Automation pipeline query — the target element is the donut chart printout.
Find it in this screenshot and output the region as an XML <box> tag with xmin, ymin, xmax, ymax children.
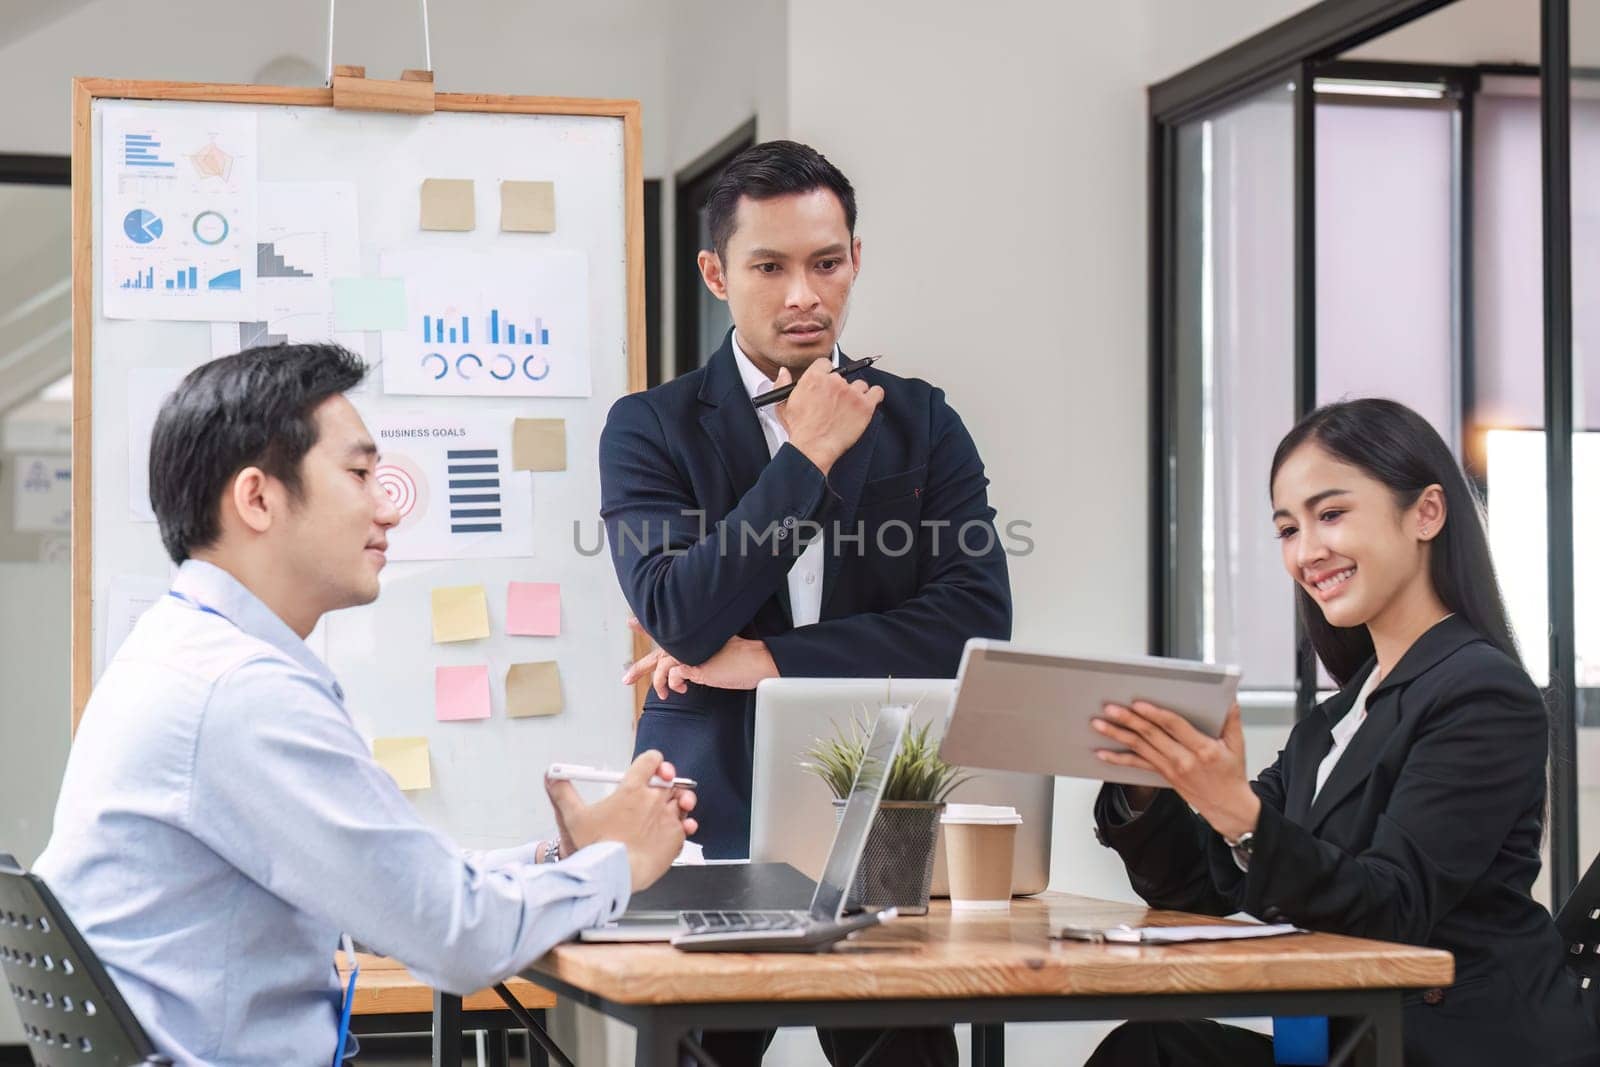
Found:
<box><xmin>101</xmin><ymin>102</ymin><xmax>258</xmax><ymax>321</ymax></box>
<box><xmin>361</xmin><ymin>410</ymin><xmax>534</xmax><ymax>562</ymax></box>
<box><xmin>378</xmin><ymin>248</ymin><xmax>592</xmax><ymax>398</ymax></box>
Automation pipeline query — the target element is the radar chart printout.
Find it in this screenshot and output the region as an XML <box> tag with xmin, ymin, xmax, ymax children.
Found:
<box><xmin>101</xmin><ymin>103</ymin><xmax>258</xmax><ymax>321</ymax></box>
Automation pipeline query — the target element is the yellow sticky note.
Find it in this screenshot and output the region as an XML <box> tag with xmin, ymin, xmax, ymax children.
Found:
<box><xmin>421</xmin><ymin>178</ymin><xmax>475</xmax><ymax>232</ymax></box>
<box><xmin>512</xmin><ymin>418</ymin><xmax>566</xmax><ymax>472</ymax></box>
<box><xmin>500</xmin><ymin>180</ymin><xmax>556</xmax><ymax>233</ymax></box>
<box><xmin>506</xmin><ymin>661</ymin><xmax>564</xmax><ymax>719</ymax></box>
<box><xmin>373</xmin><ymin>736</ymin><xmax>431</xmax><ymax>791</ymax></box>
<box><xmin>431</xmin><ymin>584</ymin><xmax>491</xmax><ymax>643</ymax></box>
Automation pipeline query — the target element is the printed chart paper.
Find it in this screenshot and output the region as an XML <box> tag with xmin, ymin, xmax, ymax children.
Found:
<box><xmin>102</xmin><ymin>104</ymin><xmax>257</xmax><ymax>321</ymax></box>
<box><xmin>378</xmin><ymin>249</ymin><xmax>591</xmax><ymax>398</ymax></box>
<box><xmin>366</xmin><ymin>411</ymin><xmax>533</xmax><ymax>561</ymax></box>
<box><xmin>209</xmin><ymin>181</ymin><xmax>364</xmax><ymax>357</ymax></box>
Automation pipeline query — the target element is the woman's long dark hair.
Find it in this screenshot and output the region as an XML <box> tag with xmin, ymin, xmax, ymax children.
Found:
<box><xmin>1269</xmin><ymin>398</ymin><xmax>1522</xmax><ymax>686</ymax></box>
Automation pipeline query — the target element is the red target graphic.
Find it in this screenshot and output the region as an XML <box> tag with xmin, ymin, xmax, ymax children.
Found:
<box><xmin>376</xmin><ymin>463</ymin><xmax>419</xmax><ymax>519</ymax></box>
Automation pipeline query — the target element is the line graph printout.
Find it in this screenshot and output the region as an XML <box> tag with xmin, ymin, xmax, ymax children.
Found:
<box><xmin>364</xmin><ymin>410</ymin><xmax>533</xmax><ymax>562</ymax></box>
<box><xmin>379</xmin><ymin>249</ymin><xmax>592</xmax><ymax>398</ymax></box>
<box><xmin>102</xmin><ymin>102</ymin><xmax>257</xmax><ymax>321</ymax></box>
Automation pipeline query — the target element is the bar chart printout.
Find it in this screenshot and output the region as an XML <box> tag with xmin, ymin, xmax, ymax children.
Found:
<box><xmin>101</xmin><ymin>102</ymin><xmax>258</xmax><ymax>321</ymax></box>
<box><xmin>380</xmin><ymin>249</ymin><xmax>592</xmax><ymax>398</ymax></box>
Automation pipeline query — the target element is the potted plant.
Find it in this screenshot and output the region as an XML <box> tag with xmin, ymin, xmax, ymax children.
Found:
<box><xmin>800</xmin><ymin>714</ymin><xmax>971</xmax><ymax>915</ymax></box>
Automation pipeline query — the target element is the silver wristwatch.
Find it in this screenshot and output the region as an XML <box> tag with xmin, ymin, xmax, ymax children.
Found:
<box><xmin>1227</xmin><ymin>830</ymin><xmax>1255</xmax><ymax>871</ymax></box>
<box><xmin>540</xmin><ymin>839</ymin><xmax>562</xmax><ymax>864</ymax></box>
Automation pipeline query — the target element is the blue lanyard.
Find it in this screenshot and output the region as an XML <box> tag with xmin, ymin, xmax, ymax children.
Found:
<box><xmin>332</xmin><ymin>964</ymin><xmax>359</xmax><ymax>1065</ymax></box>
<box><xmin>165</xmin><ymin>589</ymin><xmax>231</xmax><ymax>623</ymax></box>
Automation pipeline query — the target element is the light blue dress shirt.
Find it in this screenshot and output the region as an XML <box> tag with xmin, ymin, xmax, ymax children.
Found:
<box><xmin>34</xmin><ymin>560</ymin><xmax>631</xmax><ymax>1066</ymax></box>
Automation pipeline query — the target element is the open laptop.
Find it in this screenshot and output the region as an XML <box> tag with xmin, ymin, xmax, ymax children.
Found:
<box><xmin>751</xmin><ymin>679</ymin><xmax>1053</xmax><ymax>900</ymax></box>
<box><xmin>670</xmin><ymin>703</ymin><xmax>912</xmax><ymax>952</ymax></box>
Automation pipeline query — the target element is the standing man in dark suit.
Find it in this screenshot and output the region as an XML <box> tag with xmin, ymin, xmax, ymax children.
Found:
<box><xmin>598</xmin><ymin>141</ymin><xmax>1011</xmax><ymax>1063</ymax></box>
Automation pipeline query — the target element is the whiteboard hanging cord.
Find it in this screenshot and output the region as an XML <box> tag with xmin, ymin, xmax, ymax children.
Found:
<box><xmin>325</xmin><ymin>0</ymin><xmax>435</xmax><ymax>86</ymax></box>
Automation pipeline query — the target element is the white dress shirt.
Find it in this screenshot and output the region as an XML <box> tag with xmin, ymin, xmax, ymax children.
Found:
<box><xmin>34</xmin><ymin>560</ymin><xmax>630</xmax><ymax>1066</ymax></box>
<box><xmin>731</xmin><ymin>330</ymin><xmax>839</xmax><ymax>629</ymax></box>
<box><xmin>1313</xmin><ymin>664</ymin><xmax>1383</xmax><ymax>803</ymax></box>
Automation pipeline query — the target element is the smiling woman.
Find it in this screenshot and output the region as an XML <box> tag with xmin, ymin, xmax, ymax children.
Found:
<box><xmin>1088</xmin><ymin>397</ymin><xmax>1599</xmax><ymax>1067</ymax></box>
<box><xmin>1267</xmin><ymin>398</ymin><xmax>1519</xmax><ymax>687</ymax></box>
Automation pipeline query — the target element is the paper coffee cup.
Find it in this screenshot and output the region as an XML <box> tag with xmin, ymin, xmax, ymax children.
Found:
<box><xmin>941</xmin><ymin>804</ymin><xmax>1022</xmax><ymax>910</ymax></box>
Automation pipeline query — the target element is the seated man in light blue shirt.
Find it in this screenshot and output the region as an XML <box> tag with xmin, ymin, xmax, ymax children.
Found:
<box><xmin>33</xmin><ymin>343</ymin><xmax>696</xmax><ymax>1066</ymax></box>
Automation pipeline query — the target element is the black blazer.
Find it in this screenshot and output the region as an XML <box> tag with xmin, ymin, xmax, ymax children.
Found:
<box><xmin>599</xmin><ymin>332</ymin><xmax>1012</xmax><ymax>857</ymax></box>
<box><xmin>1095</xmin><ymin>615</ymin><xmax>1598</xmax><ymax>1067</ymax></box>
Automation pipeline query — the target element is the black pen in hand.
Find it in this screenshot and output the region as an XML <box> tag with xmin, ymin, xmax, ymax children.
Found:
<box><xmin>751</xmin><ymin>354</ymin><xmax>881</xmax><ymax>409</ymax></box>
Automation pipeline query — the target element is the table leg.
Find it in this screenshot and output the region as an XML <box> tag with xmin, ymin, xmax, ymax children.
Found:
<box><xmin>1364</xmin><ymin>994</ymin><xmax>1403</xmax><ymax>1067</ymax></box>
<box><xmin>432</xmin><ymin>991</ymin><xmax>463</xmax><ymax>1067</ymax></box>
<box><xmin>484</xmin><ymin>1027</ymin><xmax>510</xmax><ymax>1067</ymax></box>
<box><xmin>971</xmin><ymin>1022</ymin><xmax>1005</xmax><ymax>1067</ymax></box>
<box><xmin>633</xmin><ymin>1012</ymin><xmax>687</xmax><ymax>1067</ymax></box>
<box><xmin>528</xmin><ymin>1010</ymin><xmax>550</xmax><ymax>1067</ymax></box>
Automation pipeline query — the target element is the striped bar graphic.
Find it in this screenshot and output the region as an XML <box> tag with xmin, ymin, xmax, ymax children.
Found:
<box><xmin>447</xmin><ymin>448</ymin><xmax>504</xmax><ymax>534</ymax></box>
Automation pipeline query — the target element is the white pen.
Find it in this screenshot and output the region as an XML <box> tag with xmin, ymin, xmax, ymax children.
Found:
<box><xmin>546</xmin><ymin>762</ymin><xmax>697</xmax><ymax>790</ymax></box>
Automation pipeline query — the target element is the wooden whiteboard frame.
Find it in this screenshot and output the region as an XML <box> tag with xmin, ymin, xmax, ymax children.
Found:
<box><xmin>69</xmin><ymin>77</ymin><xmax>648</xmax><ymax>730</ymax></box>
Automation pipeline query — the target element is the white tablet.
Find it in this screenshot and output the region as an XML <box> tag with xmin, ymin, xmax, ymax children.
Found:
<box><xmin>938</xmin><ymin>640</ymin><xmax>1241</xmax><ymax>788</ymax></box>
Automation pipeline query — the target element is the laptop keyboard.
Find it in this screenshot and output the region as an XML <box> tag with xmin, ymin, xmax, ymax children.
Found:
<box><xmin>680</xmin><ymin>909</ymin><xmax>810</xmax><ymax>934</ymax></box>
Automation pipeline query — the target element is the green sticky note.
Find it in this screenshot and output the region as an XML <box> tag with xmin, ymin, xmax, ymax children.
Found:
<box><xmin>333</xmin><ymin>277</ymin><xmax>407</xmax><ymax>331</ymax></box>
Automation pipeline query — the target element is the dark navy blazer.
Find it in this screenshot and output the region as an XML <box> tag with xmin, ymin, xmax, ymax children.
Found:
<box><xmin>598</xmin><ymin>333</ymin><xmax>1013</xmax><ymax>857</ymax></box>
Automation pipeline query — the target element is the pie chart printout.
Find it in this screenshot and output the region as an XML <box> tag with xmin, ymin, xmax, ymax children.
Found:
<box><xmin>123</xmin><ymin>209</ymin><xmax>163</xmax><ymax>244</ymax></box>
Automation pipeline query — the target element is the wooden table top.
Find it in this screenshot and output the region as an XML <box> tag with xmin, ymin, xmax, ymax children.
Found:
<box><xmin>525</xmin><ymin>892</ymin><xmax>1455</xmax><ymax>1006</ymax></box>
<box><xmin>339</xmin><ymin>952</ymin><xmax>556</xmax><ymax>1015</ymax></box>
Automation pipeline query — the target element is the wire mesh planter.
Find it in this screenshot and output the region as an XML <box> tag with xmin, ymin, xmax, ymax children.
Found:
<box><xmin>833</xmin><ymin>799</ymin><xmax>945</xmax><ymax>915</ymax></box>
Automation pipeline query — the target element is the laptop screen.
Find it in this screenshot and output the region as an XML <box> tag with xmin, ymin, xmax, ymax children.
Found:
<box><xmin>809</xmin><ymin>703</ymin><xmax>911</xmax><ymax>921</ymax></box>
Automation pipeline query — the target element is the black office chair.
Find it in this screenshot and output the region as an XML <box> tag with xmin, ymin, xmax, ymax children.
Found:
<box><xmin>0</xmin><ymin>854</ymin><xmax>171</xmax><ymax>1065</ymax></box>
<box><xmin>1555</xmin><ymin>850</ymin><xmax>1600</xmax><ymax>1023</ymax></box>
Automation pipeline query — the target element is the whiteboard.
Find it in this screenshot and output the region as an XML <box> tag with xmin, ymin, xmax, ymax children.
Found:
<box><xmin>80</xmin><ymin>86</ymin><xmax>641</xmax><ymax>850</ymax></box>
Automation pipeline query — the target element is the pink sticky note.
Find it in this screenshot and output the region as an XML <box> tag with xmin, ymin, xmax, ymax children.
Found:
<box><xmin>507</xmin><ymin>582</ymin><xmax>561</xmax><ymax>637</ymax></box>
<box><xmin>435</xmin><ymin>665</ymin><xmax>491</xmax><ymax>721</ymax></box>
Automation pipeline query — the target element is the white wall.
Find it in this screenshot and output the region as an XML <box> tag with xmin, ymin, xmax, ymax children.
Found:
<box><xmin>657</xmin><ymin>0</ymin><xmax>790</xmax><ymax>378</ymax></box>
<box><xmin>1145</xmin><ymin>0</ymin><xmax>1320</xmax><ymax>84</ymax></box>
<box><xmin>665</xmin><ymin>0</ymin><xmax>788</xmax><ymax>171</ymax></box>
<box><xmin>0</xmin><ymin>0</ymin><xmax>672</xmax><ymax>175</ymax></box>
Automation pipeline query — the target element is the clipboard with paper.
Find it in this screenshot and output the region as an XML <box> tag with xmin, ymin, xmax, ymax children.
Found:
<box><xmin>1053</xmin><ymin>922</ymin><xmax>1304</xmax><ymax>944</ymax></box>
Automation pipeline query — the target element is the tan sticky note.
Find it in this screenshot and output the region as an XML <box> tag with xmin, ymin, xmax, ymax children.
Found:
<box><xmin>420</xmin><ymin>178</ymin><xmax>475</xmax><ymax>231</ymax></box>
<box><xmin>500</xmin><ymin>180</ymin><xmax>556</xmax><ymax>233</ymax></box>
<box><xmin>373</xmin><ymin>736</ymin><xmax>431</xmax><ymax>791</ymax></box>
<box><xmin>506</xmin><ymin>661</ymin><xmax>564</xmax><ymax>719</ymax></box>
<box><xmin>431</xmin><ymin>584</ymin><xmax>491</xmax><ymax>643</ymax></box>
<box><xmin>512</xmin><ymin>418</ymin><xmax>566</xmax><ymax>472</ymax></box>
